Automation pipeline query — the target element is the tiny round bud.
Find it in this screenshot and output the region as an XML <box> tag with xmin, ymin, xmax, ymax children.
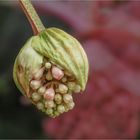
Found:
<box><xmin>67</xmin><ymin>82</ymin><xmax>76</xmax><ymax>91</ymax></box>
<box><xmin>44</xmin><ymin>88</ymin><xmax>55</xmax><ymax>100</ymax></box>
<box><xmin>45</xmin><ymin>62</ymin><xmax>52</xmax><ymax>69</ymax></box>
<box><xmin>63</xmin><ymin>94</ymin><xmax>73</xmax><ymax>104</ymax></box>
<box><xmin>32</xmin><ymin>92</ymin><xmax>41</xmax><ymax>102</ymax></box>
<box><xmin>30</xmin><ymin>80</ymin><xmax>41</xmax><ymax>90</ymax></box>
<box><xmin>46</xmin><ymin>108</ymin><xmax>53</xmax><ymax>115</ymax></box>
<box><xmin>67</xmin><ymin>102</ymin><xmax>75</xmax><ymax>110</ymax></box>
<box><xmin>74</xmin><ymin>85</ymin><xmax>81</xmax><ymax>93</ymax></box>
<box><xmin>46</xmin><ymin>71</ymin><xmax>53</xmax><ymax>81</ymax></box>
<box><xmin>46</xmin><ymin>100</ymin><xmax>55</xmax><ymax>108</ymax></box>
<box><xmin>37</xmin><ymin>102</ymin><xmax>44</xmax><ymax>110</ymax></box>
<box><xmin>58</xmin><ymin>84</ymin><xmax>68</xmax><ymax>94</ymax></box>
<box><xmin>57</xmin><ymin>105</ymin><xmax>65</xmax><ymax>113</ymax></box>
<box><xmin>54</xmin><ymin>94</ymin><xmax>62</xmax><ymax>104</ymax></box>
<box><xmin>52</xmin><ymin>66</ymin><xmax>64</xmax><ymax>80</ymax></box>
<box><xmin>38</xmin><ymin>86</ymin><xmax>46</xmax><ymax>95</ymax></box>
<box><xmin>34</xmin><ymin>67</ymin><xmax>44</xmax><ymax>80</ymax></box>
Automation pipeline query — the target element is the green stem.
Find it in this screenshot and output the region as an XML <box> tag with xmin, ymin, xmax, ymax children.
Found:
<box><xmin>19</xmin><ymin>0</ymin><xmax>45</xmax><ymax>35</ymax></box>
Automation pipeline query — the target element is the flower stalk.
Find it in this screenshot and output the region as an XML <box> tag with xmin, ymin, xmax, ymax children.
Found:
<box><xmin>19</xmin><ymin>0</ymin><xmax>45</xmax><ymax>35</ymax></box>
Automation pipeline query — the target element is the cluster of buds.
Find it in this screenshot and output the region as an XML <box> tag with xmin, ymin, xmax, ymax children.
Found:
<box><xmin>13</xmin><ymin>28</ymin><xmax>89</xmax><ymax>117</ymax></box>
<box><xmin>30</xmin><ymin>61</ymin><xmax>80</xmax><ymax>117</ymax></box>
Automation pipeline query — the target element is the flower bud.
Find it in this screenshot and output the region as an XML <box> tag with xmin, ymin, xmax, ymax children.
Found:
<box><xmin>58</xmin><ymin>84</ymin><xmax>68</xmax><ymax>94</ymax></box>
<box><xmin>13</xmin><ymin>27</ymin><xmax>89</xmax><ymax>117</ymax></box>
<box><xmin>74</xmin><ymin>84</ymin><xmax>81</xmax><ymax>93</ymax></box>
<box><xmin>45</xmin><ymin>62</ymin><xmax>51</xmax><ymax>69</ymax></box>
<box><xmin>67</xmin><ymin>82</ymin><xmax>76</xmax><ymax>91</ymax></box>
<box><xmin>54</xmin><ymin>93</ymin><xmax>62</xmax><ymax>104</ymax></box>
<box><xmin>63</xmin><ymin>94</ymin><xmax>73</xmax><ymax>104</ymax></box>
<box><xmin>46</xmin><ymin>71</ymin><xmax>53</xmax><ymax>81</ymax></box>
<box><xmin>37</xmin><ymin>102</ymin><xmax>44</xmax><ymax>110</ymax></box>
<box><xmin>46</xmin><ymin>108</ymin><xmax>53</xmax><ymax>115</ymax></box>
<box><xmin>38</xmin><ymin>86</ymin><xmax>46</xmax><ymax>95</ymax></box>
<box><xmin>67</xmin><ymin>102</ymin><xmax>75</xmax><ymax>110</ymax></box>
<box><xmin>45</xmin><ymin>100</ymin><xmax>55</xmax><ymax>108</ymax></box>
<box><xmin>30</xmin><ymin>80</ymin><xmax>41</xmax><ymax>90</ymax></box>
<box><xmin>43</xmin><ymin>88</ymin><xmax>55</xmax><ymax>100</ymax></box>
<box><xmin>34</xmin><ymin>67</ymin><xmax>44</xmax><ymax>80</ymax></box>
<box><xmin>57</xmin><ymin>105</ymin><xmax>65</xmax><ymax>114</ymax></box>
<box><xmin>32</xmin><ymin>92</ymin><xmax>41</xmax><ymax>102</ymax></box>
<box><xmin>52</xmin><ymin>66</ymin><xmax>64</xmax><ymax>80</ymax></box>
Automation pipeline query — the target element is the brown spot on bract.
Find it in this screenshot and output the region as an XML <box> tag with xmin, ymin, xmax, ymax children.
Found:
<box><xmin>18</xmin><ymin>65</ymin><xmax>23</xmax><ymax>73</ymax></box>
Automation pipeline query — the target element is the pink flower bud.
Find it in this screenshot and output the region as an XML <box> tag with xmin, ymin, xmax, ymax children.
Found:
<box><xmin>44</xmin><ymin>88</ymin><xmax>55</xmax><ymax>100</ymax></box>
<box><xmin>52</xmin><ymin>66</ymin><xmax>64</xmax><ymax>80</ymax></box>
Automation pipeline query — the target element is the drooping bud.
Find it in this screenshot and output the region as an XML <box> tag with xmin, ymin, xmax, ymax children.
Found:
<box><xmin>52</xmin><ymin>66</ymin><xmax>64</xmax><ymax>80</ymax></box>
<box><xmin>13</xmin><ymin>27</ymin><xmax>89</xmax><ymax>118</ymax></box>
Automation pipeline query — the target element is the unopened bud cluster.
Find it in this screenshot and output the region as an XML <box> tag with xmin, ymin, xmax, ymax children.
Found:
<box><xmin>29</xmin><ymin>60</ymin><xmax>80</xmax><ymax>117</ymax></box>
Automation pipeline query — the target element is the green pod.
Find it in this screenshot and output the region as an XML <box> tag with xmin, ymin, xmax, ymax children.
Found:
<box><xmin>13</xmin><ymin>27</ymin><xmax>89</xmax><ymax>97</ymax></box>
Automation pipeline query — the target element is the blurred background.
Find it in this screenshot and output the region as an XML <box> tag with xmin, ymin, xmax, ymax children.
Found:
<box><xmin>0</xmin><ymin>0</ymin><xmax>140</xmax><ymax>139</ymax></box>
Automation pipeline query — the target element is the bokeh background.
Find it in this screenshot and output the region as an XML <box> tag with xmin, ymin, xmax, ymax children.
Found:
<box><xmin>0</xmin><ymin>0</ymin><xmax>140</xmax><ymax>139</ymax></box>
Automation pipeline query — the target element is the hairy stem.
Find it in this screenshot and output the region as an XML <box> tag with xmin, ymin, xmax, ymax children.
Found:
<box><xmin>19</xmin><ymin>0</ymin><xmax>45</xmax><ymax>35</ymax></box>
